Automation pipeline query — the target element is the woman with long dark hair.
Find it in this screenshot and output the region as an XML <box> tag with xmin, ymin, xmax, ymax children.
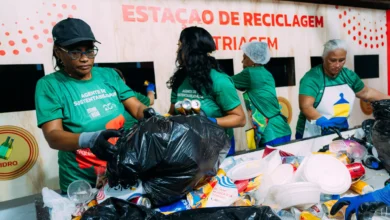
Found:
<box><xmin>168</xmin><ymin>26</ymin><xmax>246</xmax><ymax>155</ymax></box>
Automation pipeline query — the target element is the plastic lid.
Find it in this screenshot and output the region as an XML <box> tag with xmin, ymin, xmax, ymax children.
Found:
<box><xmin>372</xmin><ymin>161</ymin><xmax>379</xmax><ymax>169</ymax></box>
<box><xmin>303</xmin><ymin>154</ymin><xmax>351</xmax><ymax>194</ymax></box>
<box><xmin>227</xmin><ymin>160</ymin><xmax>263</xmax><ymax>181</ymax></box>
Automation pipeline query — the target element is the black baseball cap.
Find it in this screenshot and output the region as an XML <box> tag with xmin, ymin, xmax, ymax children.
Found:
<box><xmin>52</xmin><ymin>18</ymin><xmax>100</xmax><ymax>47</ymax></box>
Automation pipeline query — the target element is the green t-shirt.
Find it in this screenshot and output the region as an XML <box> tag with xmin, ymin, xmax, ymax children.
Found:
<box><xmin>35</xmin><ymin>67</ymin><xmax>135</xmax><ymax>192</ymax></box>
<box><xmin>232</xmin><ymin>66</ymin><xmax>291</xmax><ymax>143</ymax></box>
<box><xmin>296</xmin><ymin>65</ymin><xmax>365</xmax><ymax>135</ymax></box>
<box><xmin>123</xmin><ymin>92</ymin><xmax>150</xmax><ymax>129</ymax></box>
<box><xmin>170</xmin><ymin>69</ymin><xmax>241</xmax><ymax>138</ymax></box>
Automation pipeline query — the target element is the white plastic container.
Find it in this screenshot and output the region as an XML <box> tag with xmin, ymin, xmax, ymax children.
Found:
<box><xmin>270</xmin><ymin>164</ymin><xmax>294</xmax><ymax>185</ymax></box>
<box><xmin>271</xmin><ymin>182</ymin><xmax>321</xmax><ymax>210</ymax></box>
<box><xmin>227</xmin><ymin>159</ymin><xmax>263</xmax><ymax>181</ymax></box>
<box><xmin>303</xmin><ymin>154</ymin><xmax>351</xmax><ymax>194</ymax></box>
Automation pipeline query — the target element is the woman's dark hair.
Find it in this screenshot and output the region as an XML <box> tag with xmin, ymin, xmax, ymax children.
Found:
<box><xmin>166</xmin><ymin>26</ymin><xmax>222</xmax><ymax>95</ymax></box>
<box><xmin>53</xmin><ymin>44</ymin><xmax>64</xmax><ymax>71</ymax></box>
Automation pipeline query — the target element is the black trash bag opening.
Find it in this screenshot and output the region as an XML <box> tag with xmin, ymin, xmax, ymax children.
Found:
<box><xmin>81</xmin><ymin>197</ymin><xmax>165</xmax><ymax>220</ymax></box>
<box><xmin>106</xmin><ymin>114</ymin><xmax>231</xmax><ymax>206</ymax></box>
<box><xmin>167</xmin><ymin>206</ymin><xmax>281</xmax><ymax>220</ymax></box>
<box><xmin>357</xmin><ymin>202</ymin><xmax>388</xmax><ymax>220</ymax></box>
<box><xmin>81</xmin><ymin>198</ymin><xmax>281</xmax><ymax>220</ymax></box>
<box><xmin>372</xmin><ymin>100</ymin><xmax>390</xmax><ymax>120</ymax></box>
<box><xmin>362</xmin><ymin>119</ymin><xmax>375</xmax><ymax>144</ymax></box>
<box><xmin>371</xmin><ymin>119</ymin><xmax>390</xmax><ymax>173</ymax></box>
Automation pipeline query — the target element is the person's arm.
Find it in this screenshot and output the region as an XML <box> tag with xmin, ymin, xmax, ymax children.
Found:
<box><xmin>147</xmin><ymin>91</ymin><xmax>155</xmax><ymax>105</ymax></box>
<box><xmin>356</xmin><ymin>86</ymin><xmax>390</xmax><ymax>101</ymax></box>
<box><xmin>299</xmin><ymin>95</ymin><xmax>322</xmax><ymax>121</ymax></box>
<box><xmin>35</xmin><ymin>79</ymin><xmax>80</xmax><ymax>151</ymax></box>
<box><xmin>214</xmin><ymin>105</ymin><xmax>246</xmax><ymax>128</ymax></box>
<box><xmin>122</xmin><ymin>97</ymin><xmax>147</xmax><ymax>120</ymax></box>
<box><xmin>345</xmin><ymin>68</ymin><xmax>390</xmax><ymax>102</ymax></box>
<box><xmin>331</xmin><ymin>185</ymin><xmax>390</xmax><ymax>219</ymax></box>
<box><xmin>213</xmin><ymin>75</ymin><xmax>246</xmax><ymax>128</ymax></box>
<box><xmin>231</xmin><ymin>68</ymin><xmax>251</xmax><ymax>90</ymax></box>
<box><xmin>168</xmin><ymin>104</ymin><xmax>176</xmax><ymax>115</ymax></box>
<box><xmin>41</xmin><ymin>119</ymin><xmax>81</xmax><ymax>151</ymax></box>
<box><xmin>146</xmin><ymin>83</ymin><xmax>156</xmax><ymax>105</ymax></box>
<box><xmin>168</xmin><ymin>90</ymin><xmax>178</xmax><ymax>115</ymax></box>
<box><xmin>41</xmin><ymin>119</ymin><xmax>121</xmax><ymax>160</ymax></box>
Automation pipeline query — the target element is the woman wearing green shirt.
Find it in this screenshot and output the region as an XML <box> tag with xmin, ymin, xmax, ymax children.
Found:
<box><xmin>167</xmin><ymin>26</ymin><xmax>246</xmax><ymax>155</ymax></box>
<box><xmin>232</xmin><ymin>42</ymin><xmax>291</xmax><ymax>148</ymax></box>
<box><xmin>35</xmin><ymin>18</ymin><xmax>147</xmax><ymax>193</ymax></box>
<box><xmin>296</xmin><ymin>39</ymin><xmax>389</xmax><ymax>139</ymax></box>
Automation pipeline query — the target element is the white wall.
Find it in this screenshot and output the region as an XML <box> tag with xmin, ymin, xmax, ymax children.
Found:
<box><xmin>0</xmin><ymin>0</ymin><xmax>386</xmax><ymax>201</ymax></box>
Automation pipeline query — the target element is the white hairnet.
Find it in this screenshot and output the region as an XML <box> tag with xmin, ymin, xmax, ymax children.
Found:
<box><xmin>241</xmin><ymin>42</ymin><xmax>270</xmax><ymax>65</ymax></box>
<box><xmin>322</xmin><ymin>39</ymin><xmax>348</xmax><ymax>58</ymax></box>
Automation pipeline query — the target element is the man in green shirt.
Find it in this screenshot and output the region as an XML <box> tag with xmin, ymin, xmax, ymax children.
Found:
<box><xmin>113</xmin><ymin>68</ymin><xmax>155</xmax><ymax>129</ymax></box>
<box><xmin>297</xmin><ymin>39</ymin><xmax>389</xmax><ymax>139</ymax></box>
<box><xmin>35</xmin><ymin>18</ymin><xmax>147</xmax><ymax>193</ymax></box>
<box><xmin>232</xmin><ymin>42</ymin><xmax>291</xmax><ymax>148</ymax></box>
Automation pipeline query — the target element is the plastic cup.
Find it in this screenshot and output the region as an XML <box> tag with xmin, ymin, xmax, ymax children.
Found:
<box><xmin>67</xmin><ymin>180</ymin><xmax>93</xmax><ymax>204</ymax></box>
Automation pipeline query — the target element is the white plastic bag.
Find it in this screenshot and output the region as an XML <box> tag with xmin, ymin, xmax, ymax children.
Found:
<box><xmin>42</xmin><ymin>187</ymin><xmax>75</xmax><ymax>220</ymax></box>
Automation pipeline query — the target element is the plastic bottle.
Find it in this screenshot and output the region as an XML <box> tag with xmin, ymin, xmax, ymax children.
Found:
<box><xmin>322</xmin><ymin>200</ymin><xmax>345</xmax><ymax>219</ymax></box>
<box><xmin>277</xmin><ymin>210</ymin><xmax>295</xmax><ymax>220</ymax></box>
<box><xmin>320</xmin><ymin>194</ymin><xmax>340</xmax><ymax>202</ymax></box>
<box><xmin>350</xmin><ymin>180</ymin><xmax>374</xmax><ymax>195</ymax></box>
<box><xmin>307</xmin><ymin>203</ymin><xmax>325</xmax><ymax>218</ymax></box>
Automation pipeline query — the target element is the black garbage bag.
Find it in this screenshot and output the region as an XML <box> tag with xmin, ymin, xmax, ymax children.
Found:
<box><xmin>81</xmin><ymin>197</ymin><xmax>165</xmax><ymax>220</ymax></box>
<box><xmin>371</xmin><ymin>100</ymin><xmax>390</xmax><ymax>173</ymax></box>
<box><xmin>167</xmin><ymin>206</ymin><xmax>281</xmax><ymax>220</ymax></box>
<box><xmin>372</xmin><ymin>99</ymin><xmax>390</xmax><ymax>120</ymax></box>
<box><xmin>362</xmin><ymin>119</ymin><xmax>375</xmax><ymax>144</ymax></box>
<box><xmin>371</xmin><ymin>119</ymin><xmax>390</xmax><ymax>172</ymax></box>
<box><xmin>82</xmin><ymin>198</ymin><xmax>281</xmax><ymax>220</ymax></box>
<box><xmin>107</xmin><ymin>114</ymin><xmax>231</xmax><ymax>206</ymax></box>
<box><xmin>357</xmin><ymin>202</ymin><xmax>389</xmax><ymax>220</ymax></box>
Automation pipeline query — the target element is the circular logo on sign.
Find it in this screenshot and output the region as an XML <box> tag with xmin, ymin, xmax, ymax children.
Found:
<box><xmin>360</xmin><ymin>99</ymin><xmax>373</xmax><ymax>115</ymax></box>
<box><xmin>278</xmin><ymin>96</ymin><xmax>292</xmax><ymax>124</ymax></box>
<box><xmin>0</xmin><ymin>126</ymin><xmax>39</xmax><ymax>180</ymax></box>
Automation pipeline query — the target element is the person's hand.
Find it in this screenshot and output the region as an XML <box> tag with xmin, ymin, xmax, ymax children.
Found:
<box><xmin>331</xmin><ymin>194</ymin><xmax>376</xmax><ymax>219</ymax></box>
<box><xmin>146</xmin><ymin>83</ymin><xmax>155</xmax><ymax>93</ymax></box>
<box><xmin>208</xmin><ymin>117</ymin><xmax>217</xmax><ymax>124</ymax></box>
<box><xmin>79</xmin><ymin>129</ymin><xmax>121</xmax><ymax>161</ymax></box>
<box><xmin>329</xmin><ymin>117</ymin><xmax>347</xmax><ymax>126</ymax></box>
<box><xmin>315</xmin><ymin>116</ymin><xmax>335</xmax><ymax>129</ymax></box>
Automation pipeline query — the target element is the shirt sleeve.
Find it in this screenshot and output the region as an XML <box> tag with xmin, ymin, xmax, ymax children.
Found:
<box><xmin>171</xmin><ymin>90</ymin><xmax>178</xmax><ymax>104</ymax></box>
<box><xmin>213</xmin><ymin>75</ymin><xmax>241</xmax><ymax>112</ymax></box>
<box><xmin>135</xmin><ymin>92</ymin><xmax>150</xmax><ymax>106</ymax></box>
<box><xmin>35</xmin><ymin>78</ymin><xmax>64</xmax><ymax>128</ymax></box>
<box><xmin>346</xmin><ymin>68</ymin><xmax>365</xmax><ymax>93</ymax></box>
<box><xmin>109</xmin><ymin>68</ymin><xmax>135</xmax><ymax>101</ymax></box>
<box><xmin>299</xmin><ymin>71</ymin><xmax>321</xmax><ymax>98</ymax></box>
<box><xmin>231</xmin><ymin>68</ymin><xmax>251</xmax><ymax>89</ymax></box>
